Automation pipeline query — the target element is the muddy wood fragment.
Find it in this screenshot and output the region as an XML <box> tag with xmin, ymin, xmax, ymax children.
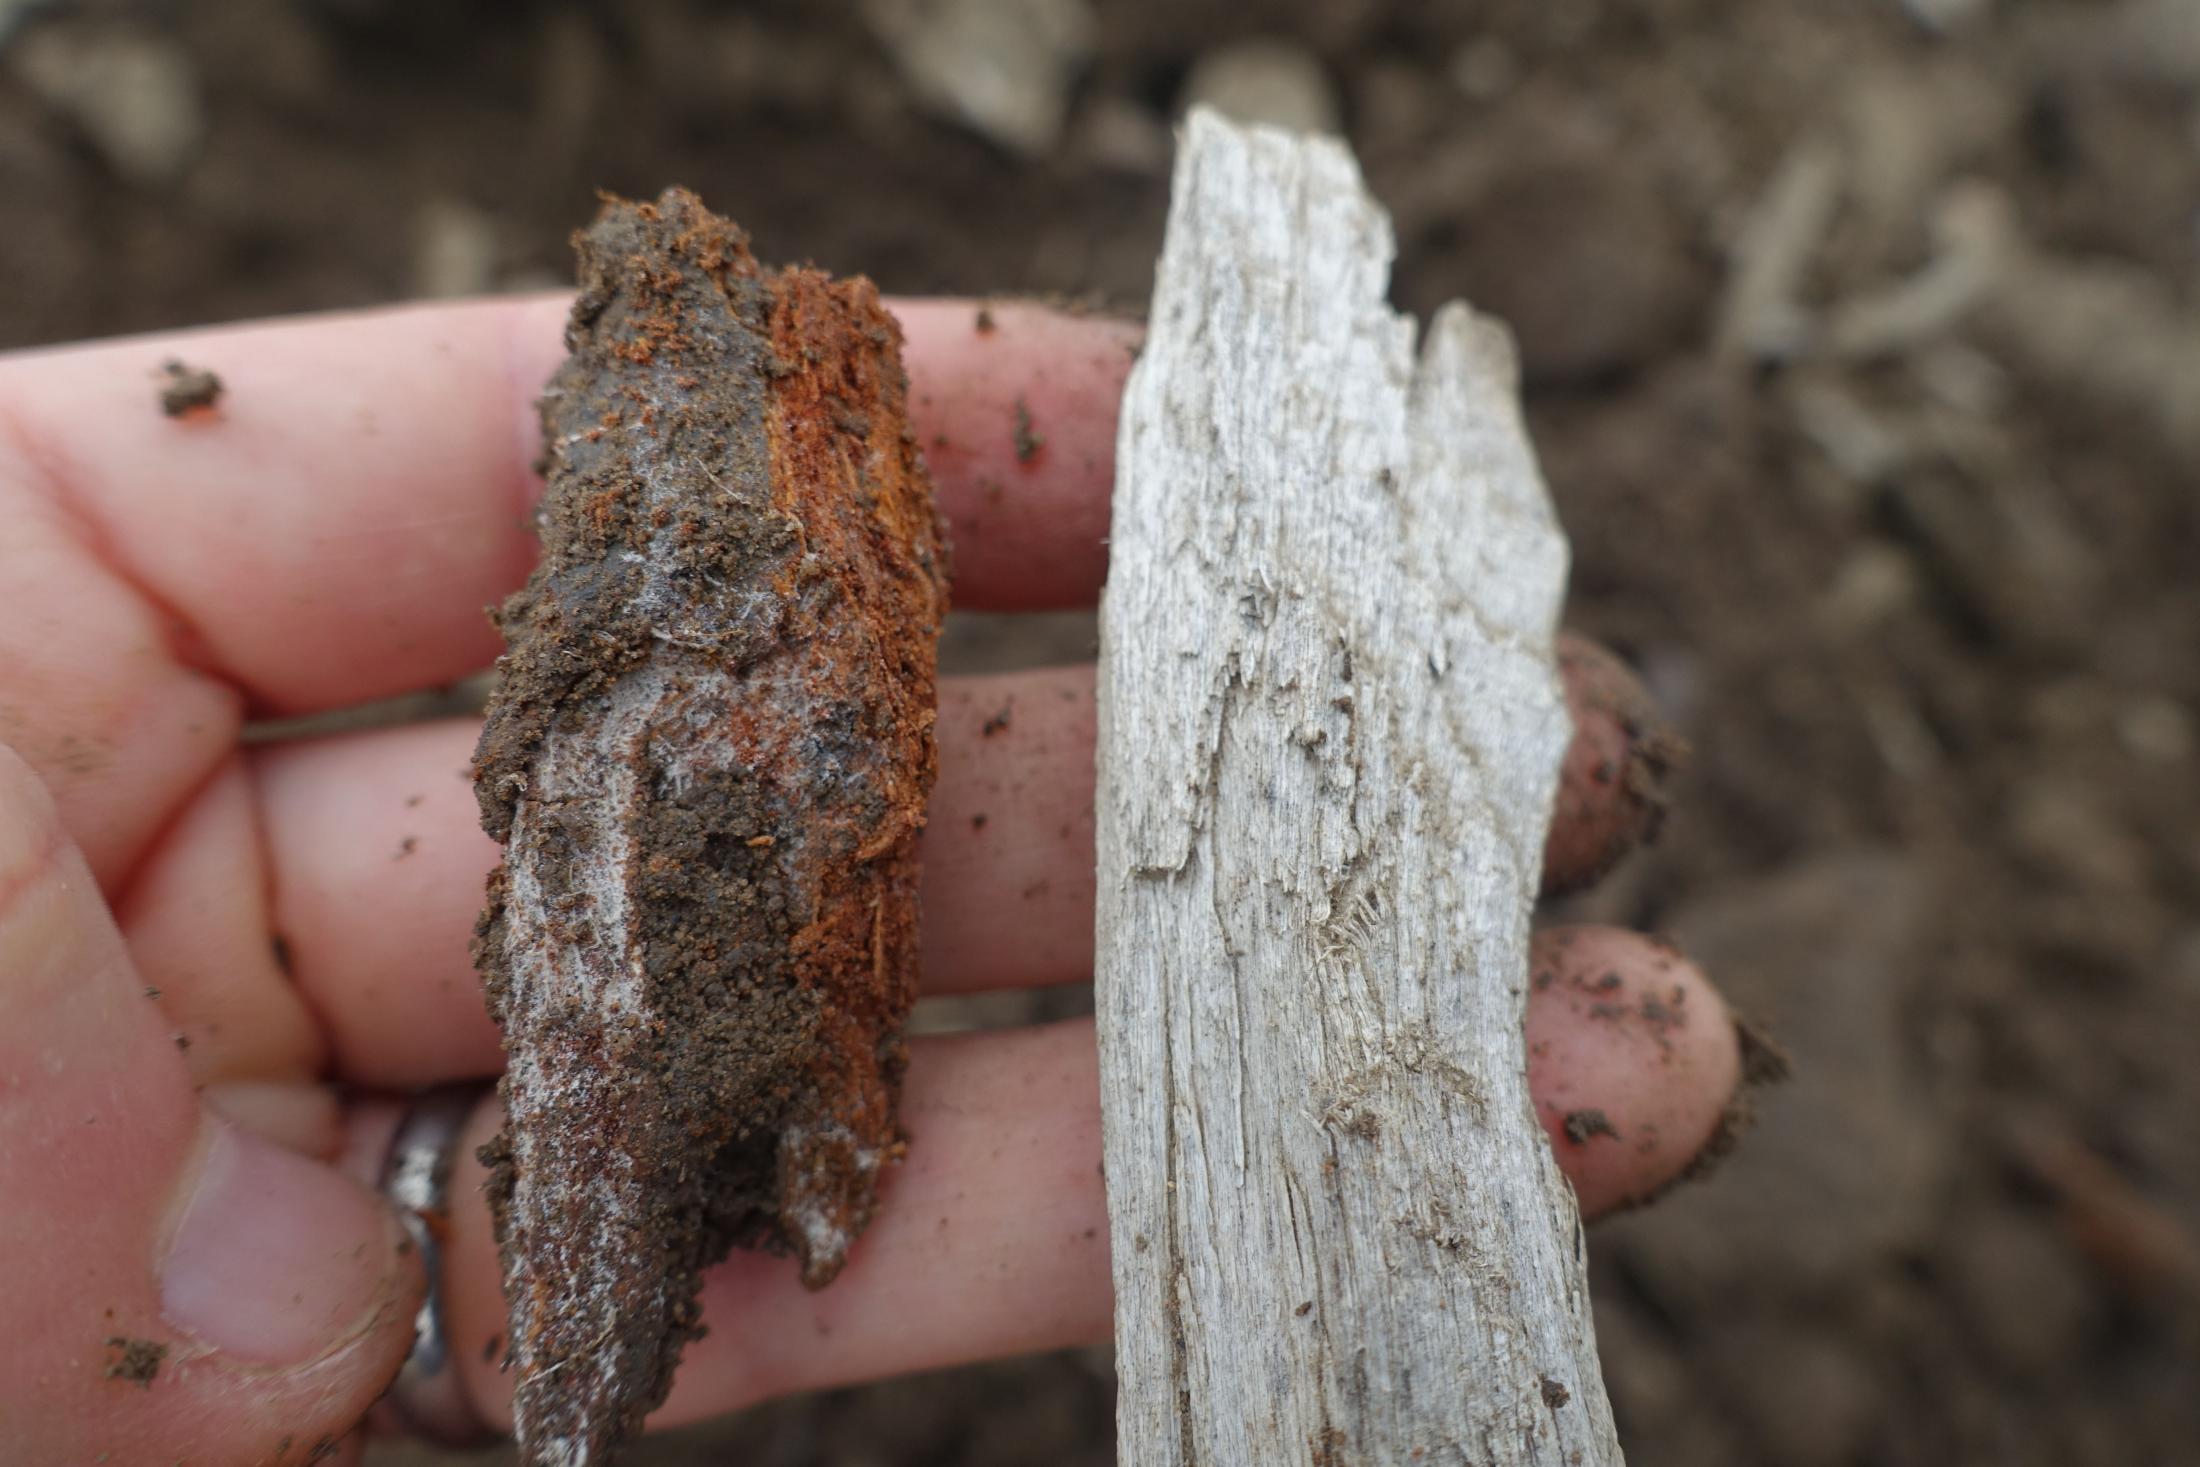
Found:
<box><xmin>472</xmin><ymin>188</ymin><xmax>947</xmax><ymax>1466</ymax></box>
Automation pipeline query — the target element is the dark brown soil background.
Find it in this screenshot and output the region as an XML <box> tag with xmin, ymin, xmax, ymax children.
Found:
<box><xmin>4</xmin><ymin>2</ymin><xmax>2195</xmax><ymax>1464</ymax></box>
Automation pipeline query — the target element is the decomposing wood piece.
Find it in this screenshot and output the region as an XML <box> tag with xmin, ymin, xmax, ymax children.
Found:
<box><xmin>1095</xmin><ymin>110</ymin><xmax>1622</xmax><ymax>1467</ymax></box>
<box><xmin>473</xmin><ymin>188</ymin><xmax>948</xmax><ymax>1466</ymax></box>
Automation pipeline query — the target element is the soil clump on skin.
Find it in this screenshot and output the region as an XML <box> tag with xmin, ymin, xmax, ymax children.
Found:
<box><xmin>156</xmin><ymin>358</ymin><xmax>221</xmax><ymax>416</ymax></box>
<box><xmin>102</xmin><ymin>1336</ymin><xmax>164</xmax><ymax>1388</ymax></box>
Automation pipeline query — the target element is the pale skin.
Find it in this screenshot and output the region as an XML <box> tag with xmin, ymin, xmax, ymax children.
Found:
<box><xmin>0</xmin><ymin>299</ymin><xmax>1743</xmax><ymax>1464</ymax></box>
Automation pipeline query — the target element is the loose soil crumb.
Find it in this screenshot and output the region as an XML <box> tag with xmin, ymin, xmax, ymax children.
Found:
<box><xmin>1012</xmin><ymin>394</ymin><xmax>1043</xmax><ymax>461</ymax></box>
<box><xmin>1563</xmin><ymin>1108</ymin><xmax>1621</xmax><ymax>1145</ymax></box>
<box><xmin>156</xmin><ymin>358</ymin><xmax>222</xmax><ymax>417</ymax></box>
<box><xmin>1734</xmin><ymin>1012</ymin><xmax>1794</xmax><ymax>1088</ymax></box>
<box><xmin>102</xmin><ymin>1336</ymin><xmax>164</xmax><ymax>1387</ymax></box>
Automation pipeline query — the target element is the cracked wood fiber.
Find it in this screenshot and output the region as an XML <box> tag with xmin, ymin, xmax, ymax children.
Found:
<box><xmin>473</xmin><ymin>189</ymin><xmax>947</xmax><ymax>1466</ymax></box>
<box><xmin>1095</xmin><ymin>112</ymin><xmax>1622</xmax><ymax>1467</ymax></box>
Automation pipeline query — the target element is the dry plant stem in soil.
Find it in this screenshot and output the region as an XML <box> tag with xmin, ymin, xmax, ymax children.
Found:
<box><xmin>472</xmin><ymin>189</ymin><xmax>948</xmax><ymax>1466</ymax></box>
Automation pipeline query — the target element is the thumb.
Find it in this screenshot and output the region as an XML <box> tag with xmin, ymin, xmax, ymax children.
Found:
<box><xmin>0</xmin><ymin>746</ymin><xmax>420</xmax><ymax>1463</ymax></box>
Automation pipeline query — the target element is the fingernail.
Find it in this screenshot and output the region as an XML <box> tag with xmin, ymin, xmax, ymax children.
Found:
<box><xmin>160</xmin><ymin>1117</ymin><xmax>409</xmax><ymax>1363</ymax></box>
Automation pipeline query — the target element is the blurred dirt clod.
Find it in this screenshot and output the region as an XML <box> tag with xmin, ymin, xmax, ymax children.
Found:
<box><xmin>1883</xmin><ymin>467</ymin><xmax>2099</xmax><ymax>655</ymax></box>
<box><xmin>1703</xmin><ymin>1320</ymin><xmax>1878</xmax><ymax>1467</ymax></box>
<box><xmin>1959</xmin><ymin>200</ymin><xmax>2200</xmax><ymax>464</ymax></box>
<box><xmin>1715</xmin><ymin>137</ymin><xmax>1842</xmax><ymax>363</ymax></box>
<box><xmin>1899</xmin><ymin>0</ymin><xmax>1992</xmax><ymax>35</ymax></box>
<box><xmin>1073</xmin><ymin>94</ymin><xmax>1171</xmax><ymax>174</ymax></box>
<box><xmin>1448</xmin><ymin>39</ymin><xmax>1521</xmax><ymax>102</ymax></box>
<box><xmin>2108</xmin><ymin>0</ymin><xmax>2200</xmax><ymax>84</ymax></box>
<box><xmin>1999</xmin><ymin>1110</ymin><xmax>2200</xmax><ymax>1310</ymax></box>
<box><xmin>9</xmin><ymin>21</ymin><xmax>202</xmax><ymax>184</ymax></box>
<box><xmin>1939</xmin><ymin>1207</ymin><xmax>2099</xmax><ymax>1378</ymax></box>
<box><xmin>1604</xmin><ymin>852</ymin><xmax>1944</xmax><ymax>1299</ymax></box>
<box><xmin>411</xmin><ymin>198</ymin><xmax>498</xmax><ymax>300</ymax></box>
<box><xmin>1442</xmin><ymin>160</ymin><xmax>1701</xmax><ymax>384</ymax></box>
<box><xmin>1179</xmin><ymin>37</ymin><xmax>1341</xmax><ymax>135</ymax></box>
<box><xmin>862</xmin><ymin>0</ymin><xmax>1095</xmax><ymax>156</ymax></box>
<box><xmin>1823</xmin><ymin>183</ymin><xmax>2007</xmax><ymax>359</ymax></box>
<box><xmin>0</xmin><ymin>0</ymin><xmax>53</xmax><ymax>48</ymax></box>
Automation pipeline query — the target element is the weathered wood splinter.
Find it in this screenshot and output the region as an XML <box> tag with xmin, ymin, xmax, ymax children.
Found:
<box><xmin>1095</xmin><ymin>111</ymin><xmax>1624</xmax><ymax>1466</ymax></box>
<box><xmin>473</xmin><ymin>188</ymin><xmax>947</xmax><ymax>1467</ymax></box>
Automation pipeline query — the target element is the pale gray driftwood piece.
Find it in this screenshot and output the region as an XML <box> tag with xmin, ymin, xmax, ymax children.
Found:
<box><xmin>1095</xmin><ymin>109</ymin><xmax>1621</xmax><ymax>1467</ymax></box>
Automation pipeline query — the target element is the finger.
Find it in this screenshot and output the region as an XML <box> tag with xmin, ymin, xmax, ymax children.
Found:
<box><xmin>0</xmin><ymin>299</ymin><xmax>1133</xmax><ymax>885</ymax></box>
<box><xmin>0</xmin><ymin>474</ymin><xmax>240</xmax><ymax>883</ymax></box>
<box><xmin>242</xmin><ymin>647</ymin><xmax>1655</xmax><ymax>1087</ymax></box>
<box><xmin>249</xmin><ymin>667</ymin><xmax>1099</xmax><ymax>1086</ymax></box>
<box><xmin>114</xmin><ymin>758</ymin><xmax>325</xmax><ymax>1086</ymax></box>
<box><xmin>1542</xmin><ymin>634</ymin><xmax>1682</xmax><ymax>898</ymax></box>
<box><xmin>434</xmin><ymin>1022</ymin><xmax>1105</xmax><ymax>1436</ymax></box>
<box><xmin>923</xmin><ymin>665</ymin><xmax>1099</xmax><ymax>987</ymax></box>
<box><xmin>0</xmin><ymin>746</ymin><xmax>418</xmax><ymax>1463</ymax></box>
<box><xmin>0</xmin><ymin>298</ymin><xmax>1131</xmax><ymax>711</ymax></box>
<box><xmin>898</xmin><ymin>299</ymin><xmax>1128</xmax><ymax>608</ymax></box>
<box><xmin>436</xmin><ymin>933</ymin><xmax>1739</xmax><ymax>1432</ymax></box>
<box><xmin>1526</xmin><ymin>926</ymin><xmax>1744</xmax><ymax>1216</ymax></box>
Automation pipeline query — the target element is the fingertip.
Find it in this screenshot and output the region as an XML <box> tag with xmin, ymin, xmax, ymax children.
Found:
<box><xmin>1525</xmin><ymin>925</ymin><xmax>1742</xmax><ymax>1218</ymax></box>
<box><xmin>157</xmin><ymin>1115</ymin><xmax>418</xmax><ymax>1366</ymax></box>
<box><xmin>1541</xmin><ymin>634</ymin><xmax>1683</xmax><ymax>898</ymax></box>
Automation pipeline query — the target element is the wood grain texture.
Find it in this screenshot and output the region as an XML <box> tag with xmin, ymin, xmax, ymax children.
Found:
<box><xmin>1095</xmin><ymin>110</ymin><xmax>1622</xmax><ymax>1467</ymax></box>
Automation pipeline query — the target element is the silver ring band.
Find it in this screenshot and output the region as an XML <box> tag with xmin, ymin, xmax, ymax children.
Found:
<box><xmin>374</xmin><ymin>1084</ymin><xmax>500</xmax><ymax>1448</ymax></box>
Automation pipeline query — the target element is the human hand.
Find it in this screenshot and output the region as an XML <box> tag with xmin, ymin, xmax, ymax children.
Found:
<box><xmin>0</xmin><ymin>300</ymin><xmax>1745</xmax><ymax>1462</ymax></box>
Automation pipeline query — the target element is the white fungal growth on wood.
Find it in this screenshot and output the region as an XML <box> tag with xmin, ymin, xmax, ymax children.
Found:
<box><xmin>1094</xmin><ymin>110</ymin><xmax>1623</xmax><ymax>1467</ymax></box>
<box><xmin>498</xmin><ymin>668</ymin><xmax>673</xmax><ymax>1465</ymax></box>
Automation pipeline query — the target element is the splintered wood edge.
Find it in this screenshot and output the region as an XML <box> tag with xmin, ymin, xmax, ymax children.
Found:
<box><xmin>1094</xmin><ymin>109</ymin><xmax>1623</xmax><ymax>1467</ymax></box>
